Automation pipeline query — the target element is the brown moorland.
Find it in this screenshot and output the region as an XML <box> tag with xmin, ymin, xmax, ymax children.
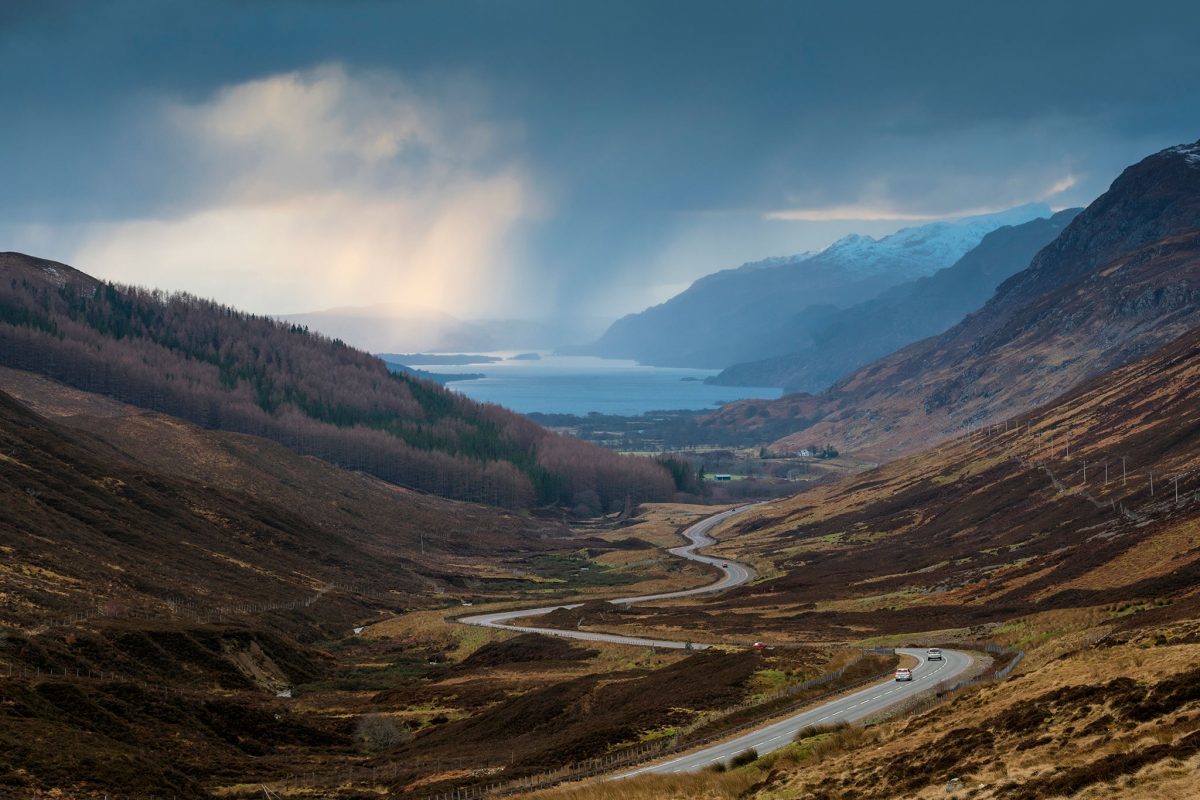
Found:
<box><xmin>0</xmin><ymin>376</ymin><xmax>809</xmax><ymax>798</ymax></box>
<box><xmin>522</xmin><ymin>327</ymin><xmax>1200</xmax><ymax>799</ymax></box>
<box><xmin>574</xmin><ymin>323</ymin><xmax>1200</xmax><ymax>647</ymax></box>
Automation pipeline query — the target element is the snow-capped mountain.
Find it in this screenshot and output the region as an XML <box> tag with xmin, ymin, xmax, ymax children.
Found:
<box><xmin>1168</xmin><ymin>141</ymin><xmax>1200</xmax><ymax>167</ymax></box>
<box><xmin>815</xmin><ymin>203</ymin><xmax>1052</xmax><ymax>279</ymax></box>
<box><xmin>576</xmin><ymin>203</ymin><xmax>1052</xmax><ymax>369</ymax></box>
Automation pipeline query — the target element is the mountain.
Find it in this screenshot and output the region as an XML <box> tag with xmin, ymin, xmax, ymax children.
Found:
<box><xmin>703</xmin><ymin>139</ymin><xmax>1200</xmax><ymax>458</ymax></box>
<box><xmin>0</xmin><ymin>252</ymin><xmax>676</xmax><ymax>508</ymax></box>
<box><xmin>0</xmin><ymin>365</ymin><xmax>616</xmax><ymax>798</ymax></box>
<box><xmin>576</xmin><ymin>204</ymin><xmax>1052</xmax><ymax>369</ymax></box>
<box><xmin>711</xmin><ymin>209</ymin><xmax>1081</xmax><ymax>391</ymax></box>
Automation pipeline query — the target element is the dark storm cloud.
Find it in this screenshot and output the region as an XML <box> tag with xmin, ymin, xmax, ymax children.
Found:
<box><xmin>2</xmin><ymin>0</ymin><xmax>1198</xmax><ymax>319</ymax></box>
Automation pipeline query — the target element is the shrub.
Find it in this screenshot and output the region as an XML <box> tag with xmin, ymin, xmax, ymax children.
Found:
<box><xmin>355</xmin><ymin>713</ymin><xmax>413</xmax><ymax>752</ymax></box>
<box><xmin>729</xmin><ymin>748</ymin><xmax>759</xmax><ymax>768</ymax></box>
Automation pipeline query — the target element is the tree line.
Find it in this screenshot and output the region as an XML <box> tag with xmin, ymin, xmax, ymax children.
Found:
<box><xmin>0</xmin><ymin>270</ymin><xmax>675</xmax><ymax>508</ymax></box>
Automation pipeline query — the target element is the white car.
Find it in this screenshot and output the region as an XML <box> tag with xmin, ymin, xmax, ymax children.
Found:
<box><xmin>895</xmin><ymin>668</ymin><xmax>913</xmax><ymax>682</ymax></box>
<box><xmin>926</xmin><ymin>648</ymin><xmax>943</xmax><ymax>661</ymax></box>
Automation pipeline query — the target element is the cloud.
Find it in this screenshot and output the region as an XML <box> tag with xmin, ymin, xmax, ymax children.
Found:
<box><xmin>764</xmin><ymin>205</ymin><xmax>970</xmax><ymax>222</ymax></box>
<box><xmin>764</xmin><ymin>171</ymin><xmax>1083</xmax><ymax>223</ymax></box>
<box><xmin>1043</xmin><ymin>173</ymin><xmax>1079</xmax><ymax>196</ymax></box>
<box><xmin>67</xmin><ymin>65</ymin><xmax>542</xmax><ymax>317</ymax></box>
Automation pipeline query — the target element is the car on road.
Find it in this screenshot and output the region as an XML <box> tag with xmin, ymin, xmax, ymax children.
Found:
<box><xmin>927</xmin><ymin>647</ymin><xmax>943</xmax><ymax>661</ymax></box>
<box><xmin>895</xmin><ymin>667</ymin><xmax>913</xmax><ymax>681</ymax></box>
<box><xmin>752</xmin><ymin>642</ymin><xmax>768</xmax><ymax>650</ymax></box>
<box><xmin>721</xmin><ymin>562</ymin><xmax>729</xmax><ymax>568</ymax></box>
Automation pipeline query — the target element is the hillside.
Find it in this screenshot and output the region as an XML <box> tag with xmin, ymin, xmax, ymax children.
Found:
<box><xmin>530</xmin><ymin>324</ymin><xmax>1200</xmax><ymax>650</ymax></box>
<box><xmin>0</xmin><ymin>367</ymin><xmax>710</xmax><ymax>797</ymax></box>
<box><xmin>701</xmin><ymin>323</ymin><xmax>1200</xmax><ymax>638</ymax></box>
<box><xmin>710</xmin><ymin>209</ymin><xmax>1080</xmax><ymax>391</ymax></box>
<box><xmin>533</xmin><ymin>309</ymin><xmax>1200</xmax><ymax>800</ymax></box>
<box><xmin>0</xmin><ymin>252</ymin><xmax>675</xmax><ymax>509</ymax></box>
<box><xmin>0</xmin><ymin>370</ymin><xmax>566</xmax><ymax>630</ymax></box>
<box><xmin>576</xmin><ymin>204</ymin><xmax>1049</xmax><ymax>369</ymax></box>
<box><xmin>705</xmin><ymin>139</ymin><xmax>1200</xmax><ymax>458</ymax></box>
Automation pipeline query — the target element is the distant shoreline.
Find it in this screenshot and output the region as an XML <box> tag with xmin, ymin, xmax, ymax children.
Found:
<box><xmin>377</xmin><ymin>352</ymin><xmax>502</xmax><ymax>366</ymax></box>
<box><xmin>383</xmin><ymin>363</ymin><xmax>485</xmax><ymax>384</ymax></box>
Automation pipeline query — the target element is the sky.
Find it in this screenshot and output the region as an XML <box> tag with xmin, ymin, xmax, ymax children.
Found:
<box><xmin>2</xmin><ymin>0</ymin><xmax>1199</xmax><ymax>336</ymax></box>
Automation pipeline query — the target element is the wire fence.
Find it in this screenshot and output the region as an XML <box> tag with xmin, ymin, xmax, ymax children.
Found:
<box><xmin>955</xmin><ymin>416</ymin><xmax>1199</xmax><ymax>522</ymax></box>
<box><xmin>1</xmin><ymin>661</ymin><xmax>197</xmax><ymax>699</ymax></box>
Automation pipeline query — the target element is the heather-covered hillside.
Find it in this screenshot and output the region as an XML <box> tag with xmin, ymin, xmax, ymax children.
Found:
<box><xmin>706</xmin><ymin>139</ymin><xmax>1200</xmax><ymax>458</ymax></box>
<box><xmin>0</xmin><ymin>253</ymin><xmax>675</xmax><ymax>508</ymax></box>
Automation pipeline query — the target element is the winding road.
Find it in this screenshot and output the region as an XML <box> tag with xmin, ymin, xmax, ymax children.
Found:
<box><xmin>458</xmin><ymin>505</ymin><xmax>975</xmax><ymax>774</ymax></box>
<box><xmin>459</xmin><ymin>505</ymin><xmax>753</xmax><ymax>649</ymax></box>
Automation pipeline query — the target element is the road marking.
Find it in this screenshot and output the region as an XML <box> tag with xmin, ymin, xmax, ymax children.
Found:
<box><xmin>460</xmin><ymin>508</ymin><xmax>975</xmax><ymax>781</ymax></box>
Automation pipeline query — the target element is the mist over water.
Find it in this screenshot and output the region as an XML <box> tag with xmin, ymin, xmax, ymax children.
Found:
<box><xmin>427</xmin><ymin>354</ymin><xmax>783</xmax><ymax>415</ymax></box>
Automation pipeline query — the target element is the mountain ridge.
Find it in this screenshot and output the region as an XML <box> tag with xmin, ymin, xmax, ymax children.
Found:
<box><xmin>575</xmin><ymin>204</ymin><xmax>1051</xmax><ymax>369</ymax></box>
<box><xmin>701</xmin><ymin>138</ymin><xmax>1200</xmax><ymax>458</ymax></box>
<box><xmin>709</xmin><ymin>208</ymin><xmax>1081</xmax><ymax>391</ymax></box>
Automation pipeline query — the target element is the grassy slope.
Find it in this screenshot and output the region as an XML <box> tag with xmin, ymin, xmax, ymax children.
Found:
<box><xmin>678</xmin><ymin>325</ymin><xmax>1200</xmax><ymax>643</ymax></box>
<box><xmin>537</xmin><ymin>635</ymin><xmax>1200</xmax><ymax>800</ymax></box>
<box><xmin>524</xmin><ymin>326</ymin><xmax>1200</xmax><ymax>799</ymax></box>
<box><xmin>0</xmin><ymin>371</ymin><xmax>564</xmax><ymax>629</ymax></box>
<box><xmin>0</xmin><ymin>379</ymin><xmax>832</xmax><ymax>799</ymax></box>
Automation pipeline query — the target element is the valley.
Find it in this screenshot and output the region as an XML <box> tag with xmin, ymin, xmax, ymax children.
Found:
<box><xmin>5</xmin><ymin>11</ymin><xmax>1200</xmax><ymax>797</ymax></box>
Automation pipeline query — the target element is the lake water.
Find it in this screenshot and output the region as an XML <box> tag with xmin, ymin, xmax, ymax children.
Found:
<box><xmin>413</xmin><ymin>354</ymin><xmax>782</xmax><ymax>416</ymax></box>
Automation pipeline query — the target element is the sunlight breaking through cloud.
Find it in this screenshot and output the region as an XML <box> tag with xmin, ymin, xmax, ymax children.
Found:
<box><xmin>68</xmin><ymin>65</ymin><xmax>542</xmax><ymax>316</ymax></box>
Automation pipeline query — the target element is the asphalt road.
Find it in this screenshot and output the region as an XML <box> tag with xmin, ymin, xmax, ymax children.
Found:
<box><xmin>616</xmin><ymin>647</ymin><xmax>974</xmax><ymax>776</ymax></box>
<box><xmin>458</xmin><ymin>504</ymin><xmax>756</xmax><ymax>649</ymax></box>
<box><xmin>457</xmin><ymin>505</ymin><xmax>975</xmax><ymax>775</ymax></box>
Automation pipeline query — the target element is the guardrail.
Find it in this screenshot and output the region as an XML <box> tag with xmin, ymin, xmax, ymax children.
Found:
<box><xmin>865</xmin><ymin>641</ymin><xmax>1024</xmax><ymax>724</ymax></box>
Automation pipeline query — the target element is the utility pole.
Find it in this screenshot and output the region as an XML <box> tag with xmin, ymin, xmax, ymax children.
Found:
<box><xmin>1150</xmin><ymin>470</ymin><xmax>1155</xmax><ymax>496</ymax></box>
<box><xmin>1083</xmin><ymin>461</ymin><xmax>1087</xmax><ymax>483</ymax></box>
<box><xmin>1104</xmin><ymin>462</ymin><xmax>1109</xmax><ymax>487</ymax></box>
<box><xmin>1122</xmin><ymin>457</ymin><xmax>1127</xmax><ymax>487</ymax></box>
